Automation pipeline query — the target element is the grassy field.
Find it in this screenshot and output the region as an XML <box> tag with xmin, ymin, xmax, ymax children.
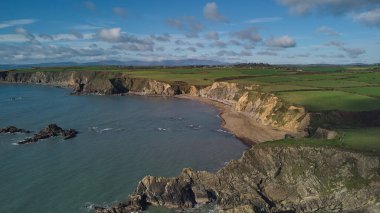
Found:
<box><xmin>16</xmin><ymin>65</ymin><xmax>380</xmax><ymax>112</ymax></box>
<box><xmin>260</xmin><ymin>127</ymin><xmax>380</xmax><ymax>154</ymax></box>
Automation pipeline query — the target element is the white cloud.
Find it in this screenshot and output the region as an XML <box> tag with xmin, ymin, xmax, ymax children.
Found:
<box><xmin>233</xmin><ymin>27</ymin><xmax>262</xmax><ymax>44</ymax></box>
<box><xmin>325</xmin><ymin>40</ymin><xmax>366</xmax><ymax>58</ymax></box>
<box><xmin>316</xmin><ymin>26</ymin><xmax>340</xmax><ymax>36</ymax></box>
<box><xmin>72</xmin><ymin>24</ymin><xmax>101</xmax><ymax>31</ymax></box>
<box><xmin>265</xmin><ymin>36</ymin><xmax>296</xmax><ymax>48</ymax></box>
<box><xmin>247</xmin><ymin>17</ymin><xmax>282</xmax><ymax>24</ymax></box>
<box><xmin>203</xmin><ymin>2</ymin><xmax>228</xmax><ymax>23</ymax></box>
<box><xmin>278</xmin><ymin>0</ymin><xmax>379</xmax><ymax>15</ymax></box>
<box><xmin>98</xmin><ymin>28</ymin><xmax>122</xmax><ymax>42</ymax></box>
<box><xmin>0</xmin><ymin>34</ymin><xmax>28</xmax><ymax>42</ymax></box>
<box><xmin>15</xmin><ymin>27</ymin><xmax>36</xmax><ymax>42</ymax></box>
<box><xmin>167</xmin><ymin>16</ymin><xmax>203</xmax><ymax>38</ymax></box>
<box><xmin>0</xmin><ymin>19</ymin><xmax>37</xmax><ymax>29</ymax></box>
<box><xmin>353</xmin><ymin>8</ymin><xmax>380</xmax><ymax>27</ymax></box>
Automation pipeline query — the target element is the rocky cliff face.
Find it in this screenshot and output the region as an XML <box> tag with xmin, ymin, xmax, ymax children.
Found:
<box><xmin>95</xmin><ymin>145</ymin><xmax>380</xmax><ymax>213</ymax></box>
<box><xmin>0</xmin><ymin>71</ymin><xmax>187</xmax><ymax>96</ymax></box>
<box><xmin>189</xmin><ymin>82</ymin><xmax>310</xmax><ymax>135</ymax></box>
<box><xmin>0</xmin><ymin>71</ymin><xmax>309</xmax><ymax>135</ymax></box>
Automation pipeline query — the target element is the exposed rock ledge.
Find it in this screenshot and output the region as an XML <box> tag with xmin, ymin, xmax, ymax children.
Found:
<box><xmin>94</xmin><ymin>146</ymin><xmax>380</xmax><ymax>213</ymax></box>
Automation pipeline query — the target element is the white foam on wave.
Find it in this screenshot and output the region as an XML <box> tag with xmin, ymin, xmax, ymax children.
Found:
<box><xmin>88</xmin><ymin>127</ymin><xmax>118</xmax><ymax>133</ymax></box>
<box><xmin>11</xmin><ymin>142</ymin><xmax>19</xmax><ymax>146</ymax></box>
<box><xmin>217</xmin><ymin>129</ymin><xmax>232</xmax><ymax>134</ymax></box>
<box><xmin>188</xmin><ymin>124</ymin><xmax>202</xmax><ymax>130</ymax></box>
<box><xmin>156</xmin><ymin>127</ymin><xmax>167</xmax><ymax>131</ymax></box>
<box><xmin>9</xmin><ymin>97</ymin><xmax>23</xmax><ymax>101</ymax></box>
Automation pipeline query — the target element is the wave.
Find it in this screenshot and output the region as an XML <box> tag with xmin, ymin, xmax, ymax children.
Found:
<box><xmin>88</xmin><ymin>127</ymin><xmax>125</xmax><ymax>134</ymax></box>
<box><xmin>156</xmin><ymin>127</ymin><xmax>168</xmax><ymax>131</ymax></box>
<box><xmin>188</xmin><ymin>124</ymin><xmax>201</xmax><ymax>130</ymax></box>
<box><xmin>217</xmin><ymin>129</ymin><xmax>232</xmax><ymax>135</ymax></box>
<box><xmin>8</xmin><ymin>97</ymin><xmax>23</xmax><ymax>101</ymax></box>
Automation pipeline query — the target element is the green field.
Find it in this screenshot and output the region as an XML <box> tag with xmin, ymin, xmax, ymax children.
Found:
<box><xmin>15</xmin><ymin>65</ymin><xmax>380</xmax><ymax>112</ymax></box>
<box><xmin>260</xmin><ymin>127</ymin><xmax>380</xmax><ymax>153</ymax></box>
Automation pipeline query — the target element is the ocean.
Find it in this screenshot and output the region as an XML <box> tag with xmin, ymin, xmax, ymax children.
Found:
<box><xmin>0</xmin><ymin>84</ymin><xmax>247</xmax><ymax>213</ymax></box>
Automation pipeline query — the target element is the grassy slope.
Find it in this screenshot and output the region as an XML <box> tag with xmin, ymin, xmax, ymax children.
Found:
<box><xmin>260</xmin><ymin>127</ymin><xmax>380</xmax><ymax>154</ymax></box>
<box><xmin>12</xmin><ymin>65</ymin><xmax>380</xmax><ymax>152</ymax></box>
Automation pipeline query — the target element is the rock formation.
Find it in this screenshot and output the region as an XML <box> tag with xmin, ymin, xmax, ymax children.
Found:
<box><xmin>94</xmin><ymin>146</ymin><xmax>380</xmax><ymax>213</ymax></box>
<box><xmin>18</xmin><ymin>124</ymin><xmax>77</xmax><ymax>144</ymax></box>
<box><xmin>0</xmin><ymin>126</ymin><xmax>30</xmax><ymax>134</ymax></box>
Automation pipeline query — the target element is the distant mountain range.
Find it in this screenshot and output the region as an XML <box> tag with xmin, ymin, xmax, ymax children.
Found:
<box><xmin>0</xmin><ymin>59</ymin><xmax>226</xmax><ymax>70</ymax></box>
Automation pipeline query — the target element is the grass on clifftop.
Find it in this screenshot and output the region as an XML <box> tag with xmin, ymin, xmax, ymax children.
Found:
<box><xmin>259</xmin><ymin>127</ymin><xmax>380</xmax><ymax>154</ymax></box>
<box><xmin>14</xmin><ymin>65</ymin><xmax>380</xmax><ymax>112</ymax></box>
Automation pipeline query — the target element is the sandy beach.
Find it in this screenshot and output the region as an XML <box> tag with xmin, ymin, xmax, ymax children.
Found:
<box><xmin>177</xmin><ymin>94</ymin><xmax>288</xmax><ymax>145</ymax></box>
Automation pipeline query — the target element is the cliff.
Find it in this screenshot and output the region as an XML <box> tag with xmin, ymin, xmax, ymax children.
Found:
<box><xmin>0</xmin><ymin>71</ymin><xmax>188</xmax><ymax>96</ymax></box>
<box><xmin>191</xmin><ymin>82</ymin><xmax>309</xmax><ymax>135</ymax></box>
<box><xmin>94</xmin><ymin>145</ymin><xmax>380</xmax><ymax>213</ymax></box>
<box><xmin>0</xmin><ymin>71</ymin><xmax>309</xmax><ymax>137</ymax></box>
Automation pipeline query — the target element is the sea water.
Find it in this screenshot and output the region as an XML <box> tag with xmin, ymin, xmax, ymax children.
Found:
<box><xmin>0</xmin><ymin>84</ymin><xmax>247</xmax><ymax>213</ymax></box>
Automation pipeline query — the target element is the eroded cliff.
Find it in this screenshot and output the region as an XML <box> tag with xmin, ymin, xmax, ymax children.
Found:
<box><xmin>0</xmin><ymin>71</ymin><xmax>309</xmax><ymax>135</ymax></box>
<box><xmin>94</xmin><ymin>145</ymin><xmax>380</xmax><ymax>213</ymax></box>
<box><xmin>190</xmin><ymin>82</ymin><xmax>310</xmax><ymax>135</ymax></box>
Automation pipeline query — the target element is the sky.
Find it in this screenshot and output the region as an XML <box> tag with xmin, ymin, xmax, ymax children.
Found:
<box><xmin>0</xmin><ymin>0</ymin><xmax>379</xmax><ymax>65</ymax></box>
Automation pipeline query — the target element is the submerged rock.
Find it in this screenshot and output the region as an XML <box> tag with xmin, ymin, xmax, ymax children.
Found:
<box><xmin>95</xmin><ymin>146</ymin><xmax>380</xmax><ymax>213</ymax></box>
<box><xmin>0</xmin><ymin>126</ymin><xmax>31</xmax><ymax>134</ymax></box>
<box><xmin>18</xmin><ymin>124</ymin><xmax>77</xmax><ymax>144</ymax></box>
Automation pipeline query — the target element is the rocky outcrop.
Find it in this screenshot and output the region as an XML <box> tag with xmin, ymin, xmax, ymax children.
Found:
<box><xmin>95</xmin><ymin>146</ymin><xmax>380</xmax><ymax>213</ymax></box>
<box><xmin>18</xmin><ymin>124</ymin><xmax>77</xmax><ymax>144</ymax></box>
<box><xmin>0</xmin><ymin>126</ymin><xmax>30</xmax><ymax>134</ymax></box>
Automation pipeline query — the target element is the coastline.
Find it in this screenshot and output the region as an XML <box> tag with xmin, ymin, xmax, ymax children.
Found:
<box><xmin>0</xmin><ymin>81</ymin><xmax>293</xmax><ymax>145</ymax></box>
<box><xmin>177</xmin><ymin>94</ymin><xmax>288</xmax><ymax>145</ymax></box>
<box><xmin>1</xmin><ymin>73</ymin><xmax>379</xmax><ymax>212</ymax></box>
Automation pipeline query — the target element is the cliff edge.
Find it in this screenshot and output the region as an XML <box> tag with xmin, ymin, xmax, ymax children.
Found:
<box><xmin>94</xmin><ymin>145</ymin><xmax>380</xmax><ymax>213</ymax></box>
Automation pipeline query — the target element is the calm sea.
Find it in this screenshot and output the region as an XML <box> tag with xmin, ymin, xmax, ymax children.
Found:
<box><xmin>0</xmin><ymin>84</ymin><xmax>247</xmax><ymax>213</ymax></box>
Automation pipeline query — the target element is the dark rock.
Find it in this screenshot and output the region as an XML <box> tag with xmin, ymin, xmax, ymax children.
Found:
<box><xmin>17</xmin><ymin>124</ymin><xmax>77</xmax><ymax>144</ymax></box>
<box><xmin>62</xmin><ymin>129</ymin><xmax>78</xmax><ymax>139</ymax></box>
<box><xmin>0</xmin><ymin>126</ymin><xmax>31</xmax><ymax>134</ymax></box>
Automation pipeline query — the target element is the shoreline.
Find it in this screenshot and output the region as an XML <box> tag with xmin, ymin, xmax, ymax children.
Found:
<box><xmin>176</xmin><ymin>94</ymin><xmax>288</xmax><ymax>145</ymax></box>
<box><xmin>1</xmin><ymin>81</ymin><xmax>289</xmax><ymax>146</ymax></box>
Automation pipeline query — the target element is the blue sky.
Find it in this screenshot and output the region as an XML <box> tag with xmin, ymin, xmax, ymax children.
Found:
<box><xmin>0</xmin><ymin>0</ymin><xmax>379</xmax><ymax>64</ymax></box>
